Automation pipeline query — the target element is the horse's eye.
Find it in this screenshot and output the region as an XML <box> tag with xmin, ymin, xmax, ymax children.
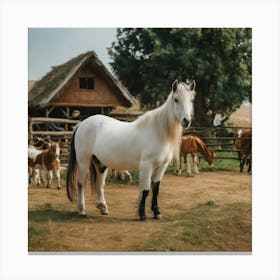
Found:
<box><xmin>174</xmin><ymin>98</ymin><xmax>179</xmax><ymax>103</ymax></box>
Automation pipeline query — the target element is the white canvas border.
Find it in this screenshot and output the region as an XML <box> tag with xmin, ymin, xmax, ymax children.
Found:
<box><xmin>0</xmin><ymin>0</ymin><xmax>280</xmax><ymax>279</ymax></box>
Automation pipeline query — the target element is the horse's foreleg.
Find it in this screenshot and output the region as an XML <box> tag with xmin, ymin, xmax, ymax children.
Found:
<box><xmin>151</xmin><ymin>181</ymin><xmax>160</xmax><ymax>218</ymax></box>
<box><xmin>124</xmin><ymin>170</ymin><xmax>133</xmax><ymax>183</ymax></box>
<box><xmin>139</xmin><ymin>162</ymin><xmax>153</xmax><ymax>221</ymax></box>
<box><xmin>173</xmin><ymin>154</ymin><xmax>181</xmax><ymax>175</ymax></box>
<box><xmin>150</xmin><ymin>162</ymin><xmax>168</xmax><ymax>219</ymax></box>
<box><xmin>46</xmin><ymin>170</ymin><xmax>53</xmax><ymax>188</ymax></box>
<box><xmin>55</xmin><ymin>168</ymin><xmax>61</xmax><ymax>190</ymax></box>
<box><xmin>28</xmin><ymin>167</ymin><xmax>33</xmax><ymax>187</ymax></box>
<box><xmin>193</xmin><ymin>154</ymin><xmax>199</xmax><ymax>174</ymax></box>
<box><xmin>247</xmin><ymin>154</ymin><xmax>252</xmax><ymax>173</ymax></box>
<box><xmin>186</xmin><ymin>154</ymin><xmax>192</xmax><ymax>174</ymax></box>
<box><xmin>34</xmin><ymin>169</ymin><xmax>41</xmax><ymax>186</ymax></box>
<box><xmin>240</xmin><ymin>154</ymin><xmax>245</xmax><ymax>172</ymax></box>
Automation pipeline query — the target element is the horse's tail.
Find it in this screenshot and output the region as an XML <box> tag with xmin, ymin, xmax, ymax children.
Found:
<box><xmin>66</xmin><ymin>127</ymin><xmax>78</xmax><ymax>202</ymax></box>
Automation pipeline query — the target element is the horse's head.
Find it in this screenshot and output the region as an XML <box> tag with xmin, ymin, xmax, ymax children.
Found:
<box><xmin>50</xmin><ymin>142</ymin><xmax>60</xmax><ymax>159</ymax></box>
<box><xmin>172</xmin><ymin>80</ymin><xmax>196</xmax><ymax>128</ymax></box>
<box><xmin>207</xmin><ymin>148</ymin><xmax>215</xmax><ymax>167</ymax></box>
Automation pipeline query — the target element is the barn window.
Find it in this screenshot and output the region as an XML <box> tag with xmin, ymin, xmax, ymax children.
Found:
<box><xmin>79</xmin><ymin>77</ymin><xmax>94</xmax><ymax>90</ymax></box>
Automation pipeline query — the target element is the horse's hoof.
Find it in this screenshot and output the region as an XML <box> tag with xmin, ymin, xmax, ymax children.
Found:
<box><xmin>139</xmin><ymin>215</ymin><xmax>147</xmax><ymax>221</ymax></box>
<box><xmin>154</xmin><ymin>214</ymin><xmax>162</xmax><ymax>220</ymax></box>
<box><xmin>101</xmin><ymin>209</ymin><xmax>109</xmax><ymax>215</ymax></box>
<box><xmin>175</xmin><ymin>170</ymin><xmax>182</xmax><ymax>176</ymax></box>
<box><xmin>57</xmin><ymin>186</ymin><xmax>61</xmax><ymax>190</ymax></box>
<box><xmin>79</xmin><ymin>213</ymin><xmax>87</xmax><ymax>218</ymax></box>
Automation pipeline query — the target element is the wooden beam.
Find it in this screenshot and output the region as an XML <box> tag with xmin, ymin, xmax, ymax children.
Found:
<box><xmin>32</xmin><ymin>131</ymin><xmax>74</xmax><ymax>136</ymax></box>
<box><xmin>59</xmin><ymin>107</ymin><xmax>70</xmax><ymax>118</ymax></box>
<box><xmin>49</xmin><ymin>102</ymin><xmax>120</xmax><ymax>107</ymax></box>
<box><xmin>46</xmin><ymin>106</ymin><xmax>55</xmax><ymax>117</ymax></box>
<box><xmin>30</xmin><ymin>117</ymin><xmax>79</xmax><ymax>124</ymax></box>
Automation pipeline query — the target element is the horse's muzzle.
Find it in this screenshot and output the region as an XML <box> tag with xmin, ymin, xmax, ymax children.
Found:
<box><xmin>181</xmin><ymin>118</ymin><xmax>191</xmax><ymax>129</ymax></box>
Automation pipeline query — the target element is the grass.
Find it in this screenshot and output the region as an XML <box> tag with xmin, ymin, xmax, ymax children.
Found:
<box><xmin>200</xmin><ymin>151</ymin><xmax>240</xmax><ymax>172</ymax></box>
<box><xmin>136</xmin><ymin>201</ymin><xmax>252</xmax><ymax>252</ymax></box>
<box><xmin>28</xmin><ymin>201</ymin><xmax>78</xmax><ymax>251</ymax></box>
<box><xmin>28</xmin><ymin>200</ymin><xmax>251</xmax><ymax>252</ymax></box>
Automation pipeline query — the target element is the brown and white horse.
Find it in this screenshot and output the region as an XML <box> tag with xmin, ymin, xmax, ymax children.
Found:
<box><xmin>28</xmin><ymin>142</ymin><xmax>61</xmax><ymax>189</ymax></box>
<box><xmin>234</xmin><ymin>128</ymin><xmax>252</xmax><ymax>173</ymax></box>
<box><xmin>176</xmin><ymin>135</ymin><xmax>215</xmax><ymax>175</ymax></box>
<box><xmin>28</xmin><ymin>138</ymin><xmax>51</xmax><ymax>186</ymax></box>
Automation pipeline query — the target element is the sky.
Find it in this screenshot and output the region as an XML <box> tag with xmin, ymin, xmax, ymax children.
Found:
<box><xmin>28</xmin><ymin>28</ymin><xmax>117</xmax><ymax>80</ymax></box>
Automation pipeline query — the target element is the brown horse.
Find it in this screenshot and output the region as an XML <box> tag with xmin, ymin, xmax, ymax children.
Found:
<box><xmin>176</xmin><ymin>135</ymin><xmax>215</xmax><ymax>175</ymax></box>
<box><xmin>28</xmin><ymin>142</ymin><xmax>61</xmax><ymax>189</ymax></box>
<box><xmin>234</xmin><ymin>128</ymin><xmax>252</xmax><ymax>173</ymax></box>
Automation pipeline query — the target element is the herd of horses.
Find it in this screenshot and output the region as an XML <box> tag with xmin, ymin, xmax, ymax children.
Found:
<box><xmin>28</xmin><ymin>79</ymin><xmax>252</xmax><ymax>220</ymax></box>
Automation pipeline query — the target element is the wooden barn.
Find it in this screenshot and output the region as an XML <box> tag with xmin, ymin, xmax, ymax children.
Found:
<box><xmin>28</xmin><ymin>51</ymin><xmax>135</xmax><ymax>119</ymax></box>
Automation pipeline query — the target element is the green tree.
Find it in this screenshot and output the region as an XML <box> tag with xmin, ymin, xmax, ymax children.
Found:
<box><xmin>108</xmin><ymin>28</ymin><xmax>251</xmax><ymax>126</ymax></box>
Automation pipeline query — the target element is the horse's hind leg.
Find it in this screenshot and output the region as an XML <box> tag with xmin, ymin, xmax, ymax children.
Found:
<box><xmin>91</xmin><ymin>156</ymin><xmax>109</xmax><ymax>215</ymax></box>
<box><xmin>95</xmin><ymin>170</ymin><xmax>109</xmax><ymax>215</ymax></box>
<box><xmin>76</xmin><ymin>159</ymin><xmax>90</xmax><ymax>217</ymax></box>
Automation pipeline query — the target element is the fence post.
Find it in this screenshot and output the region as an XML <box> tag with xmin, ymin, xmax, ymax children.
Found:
<box><xmin>28</xmin><ymin>116</ymin><xmax>33</xmax><ymax>145</ymax></box>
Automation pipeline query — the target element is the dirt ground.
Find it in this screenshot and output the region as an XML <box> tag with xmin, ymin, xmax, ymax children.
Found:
<box><xmin>28</xmin><ymin>171</ymin><xmax>251</xmax><ymax>252</ymax></box>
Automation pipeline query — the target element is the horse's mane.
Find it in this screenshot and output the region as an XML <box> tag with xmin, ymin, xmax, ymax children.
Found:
<box><xmin>136</xmin><ymin>92</ymin><xmax>182</xmax><ymax>156</ymax></box>
<box><xmin>195</xmin><ymin>137</ymin><xmax>212</xmax><ymax>158</ymax></box>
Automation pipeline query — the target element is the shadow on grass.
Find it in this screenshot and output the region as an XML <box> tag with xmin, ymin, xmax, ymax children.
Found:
<box><xmin>28</xmin><ymin>203</ymin><xmax>138</xmax><ymax>223</ymax></box>
<box><xmin>28</xmin><ymin>208</ymin><xmax>78</xmax><ymax>222</ymax></box>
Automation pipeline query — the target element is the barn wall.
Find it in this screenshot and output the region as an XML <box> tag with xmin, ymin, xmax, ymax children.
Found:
<box><xmin>49</xmin><ymin>63</ymin><xmax>125</xmax><ymax>107</ymax></box>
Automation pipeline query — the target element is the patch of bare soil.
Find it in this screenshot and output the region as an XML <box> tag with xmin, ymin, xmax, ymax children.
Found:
<box><xmin>28</xmin><ymin>171</ymin><xmax>251</xmax><ymax>252</ymax></box>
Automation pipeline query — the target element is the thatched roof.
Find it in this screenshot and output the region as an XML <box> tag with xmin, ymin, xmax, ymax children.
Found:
<box><xmin>28</xmin><ymin>80</ymin><xmax>36</xmax><ymax>91</ymax></box>
<box><xmin>28</xmin><ymin>51</ymin><xmax>135</xmax><ymax>108</ymax></box>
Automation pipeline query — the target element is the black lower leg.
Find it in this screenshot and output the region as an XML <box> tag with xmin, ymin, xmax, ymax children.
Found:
<box><xmin>151</xmin><ymin>181</ymin><xmax>161</xmax><ymax>218</ymax></box>
<box><xmin>240</xmin><ymin>158</ymin><xmax>245</xmax><ymax>172</ymax></box>
<box><xmin>139</xmin><ymin>190</ymin><xmax>149</xmax><ymax>220</ymax></box>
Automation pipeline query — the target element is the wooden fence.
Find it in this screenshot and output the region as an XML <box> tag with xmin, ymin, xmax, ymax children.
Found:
<box><xmin>28</xmin><ymin>117</ymin><xmax>80</xmax><ymax>163</ymax></box>
<box><xmin>28</xmin><ymin>116</ymin><xmax>251</xmax><ymax>164</ymax></box>
<box><xmin>183</xmin><ymin>126</ymin><xmax>251</xmax><ymax>161</ymax></box>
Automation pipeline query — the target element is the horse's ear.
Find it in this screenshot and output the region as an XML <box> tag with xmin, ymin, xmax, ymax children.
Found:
<box><xmin>172</xmin><ymin>80</ymin><xmax>178</xmax><ymax>92</ymax></box>
<box><xmin>189</xmin><ymin>80</ymin><xmax>196</xmax><ymax>91</ymax></box>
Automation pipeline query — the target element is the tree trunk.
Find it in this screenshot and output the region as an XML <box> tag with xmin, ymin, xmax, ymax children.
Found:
<box><xmin>194</xmin><ymin>81</ymin><xmax>211</xmax><ymax>126</ymax></box>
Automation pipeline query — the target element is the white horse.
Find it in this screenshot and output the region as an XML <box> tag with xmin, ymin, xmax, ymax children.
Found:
<box><xmin>66</xmin><ymin>80</ymin><xmax>196</xmax><ymax>220</ymax></box>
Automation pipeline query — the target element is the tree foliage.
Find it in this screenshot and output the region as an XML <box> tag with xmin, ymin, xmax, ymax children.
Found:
<box><xmin>108</xmin><ymin>28</ymin><xmax>251</xmax><ymax>125</ymax></box>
